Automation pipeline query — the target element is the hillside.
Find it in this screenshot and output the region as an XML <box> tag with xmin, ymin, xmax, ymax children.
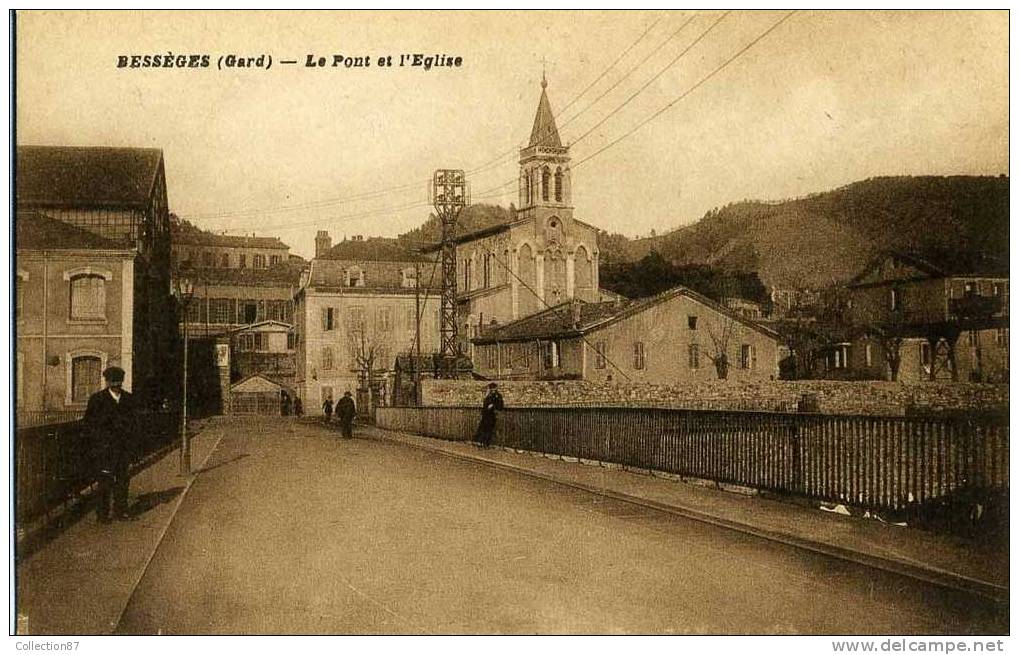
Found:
<box><xmin>393</xmin><ymin>176</ymin><xmax>1008</xmax><ymax>290</ymax></box>
<box><xmin>639</xmin><ymin>175</ymin><xmax>1009</xmax><ymax>288</ymax></box>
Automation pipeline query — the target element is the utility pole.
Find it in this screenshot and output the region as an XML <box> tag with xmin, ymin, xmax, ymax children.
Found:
<box><xmin>414</xmin><ymin>260</ymin><xmax>422</xmax><ymax>404</ymax></box>
<box><xmin>429</xmin><ymin>169</ymin><xmax>469</xmax><ymax>378</ymax></box>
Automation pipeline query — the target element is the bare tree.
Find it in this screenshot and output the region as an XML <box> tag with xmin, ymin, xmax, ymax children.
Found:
<box><xmin>706</xmin><ymin>314</ymin><xmax>737</xmax><ymax>380</ymax></box>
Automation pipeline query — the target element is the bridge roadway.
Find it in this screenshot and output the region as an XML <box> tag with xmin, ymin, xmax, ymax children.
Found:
<box><xmin>115</xmin><ymin>417</ymin><xmax>1005</xmax><ymax>635</ymax></box>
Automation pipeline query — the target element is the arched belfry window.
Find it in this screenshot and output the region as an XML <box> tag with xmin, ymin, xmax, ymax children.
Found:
<box><xmin>554</xmin><ymin>168</ymin><xmax>563</xmax><ymax>202</ymax></box>
<box><xmin>541</xmin><ymin>167</ymin><xmax>551</xmax><ymax>202</ymax></box>
<box><xmin>524</xmin><ymin>172</ymin><xmax>532</xmax><ymax>205</ymax></box>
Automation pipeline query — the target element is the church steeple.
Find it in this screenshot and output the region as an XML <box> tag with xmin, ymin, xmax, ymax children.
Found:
<box><xmin>528</xmin><ymin>74</ymin><xmax>562</xmax><ymax>149</ymax></box>
<box><xmin>518</xmin><ymin>77</ymin><xmax>572</xmax><ymax>221</ymax></box>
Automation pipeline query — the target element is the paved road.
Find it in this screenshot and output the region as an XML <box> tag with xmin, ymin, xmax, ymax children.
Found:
<box><xmin>116</xmin><ymin>417</ymin><xmax>1006</xmax><ymax>635</ymax></box>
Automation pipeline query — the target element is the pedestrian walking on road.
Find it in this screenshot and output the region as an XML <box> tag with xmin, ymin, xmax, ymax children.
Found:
<box><xmin>474</xmin><ymin>382</ymin><xmax>504</xmax><ymax>448</ymax></box>
<box><xmin>84</xmin><ymin>366</ymin><xmax>137</xmax><ymax>523</ymax></box>
<box><xmin>322</xmin><ymin>397</ymin><xmax>334</xmax><ymax>424</ymax></box>
<box><xmin>336</xmin><ymin>391</ymin><xmax>356</xmax><ymax>439</ymax></box>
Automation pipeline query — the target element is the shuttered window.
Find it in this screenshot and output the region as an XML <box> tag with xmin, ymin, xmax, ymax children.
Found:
<box><xmin>69</xmin><ymin>275</ymin><xmax>106</xmax><ymax>320</ymax></box>
<box><xmin>71</xmin><ymin>356</ymin><xmax>102</xmax><ymax>402</ymax></box>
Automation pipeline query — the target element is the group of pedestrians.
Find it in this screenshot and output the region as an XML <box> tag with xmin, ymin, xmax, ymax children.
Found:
<box><xmin>322</xmin><ymin>391</ymin><xmax>356</xmax><ymax>439</ymax></box>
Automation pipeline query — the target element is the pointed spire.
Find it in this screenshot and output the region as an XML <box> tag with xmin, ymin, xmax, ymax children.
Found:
<box><xmin>528</xmin><ymin>77</ymin><xmax>562</xmax><ymax>149</ymax></box>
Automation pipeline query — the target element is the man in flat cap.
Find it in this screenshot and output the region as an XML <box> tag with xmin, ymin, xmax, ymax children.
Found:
<box><xmin>84</xmin><ymin>366</ymin><xmax>137</xmax><ymax>523</ymax></box>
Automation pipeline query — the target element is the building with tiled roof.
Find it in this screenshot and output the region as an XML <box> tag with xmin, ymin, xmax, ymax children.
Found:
<box><xmin>293</xmin><ymin>231</ymin><xmax>443</xmax><ymax>415</ymax></box>
<box><xmin>841</xmin><ymin>251</ymin><xmax>1009</xmax><ymax>383</ymax></box>
<box><xmin>15</xmin><ymin>146</ymin><xmax>176</xmax><ymax>414</ymax></box>
<box><xmin>471</xmin><ymin>286</ymin><xmax>781</xmax><ymax>383</ymax></box>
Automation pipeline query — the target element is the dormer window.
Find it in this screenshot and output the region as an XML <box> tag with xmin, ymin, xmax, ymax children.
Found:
<box><xmin>346</xmin><ymin>266</ymin><xmax>364</xmax><ymax>287</ymax></box>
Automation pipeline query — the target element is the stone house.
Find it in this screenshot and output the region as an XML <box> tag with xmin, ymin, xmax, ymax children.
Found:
<box><xmin>294</xmin><ymin>236</ymin><xmax>442</xmax><ymax>414</ymax></box>
<box><xmin>472</xmin><ymin>286</ymin><xmax>781</xmax><ymax>383</ymax></box>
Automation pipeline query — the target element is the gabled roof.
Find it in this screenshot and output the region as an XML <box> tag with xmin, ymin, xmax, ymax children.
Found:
<box><xmin>174</xmin><ymin>231</ymin><xmax>290</xmax><ymax>250</ymax></box>
<box><xmin>527</xmin><ymin>80</ymin><xmax>563</xmax><ymax>149</ymax></box>
<box><xmin>16</xmin><ymin>210</ymin><xmax>127</xmax><ymax>251</ymax></box>
<box><xmin>321</xmin><ymin>237</ymin><xmax>433</xmax><ymax>262</ymax></box>
<box><xmin>17</xmin><ymin>145</ymin><xmax>163</xmax><ymax>209</ymax></box>
<box><xmin>475</xmin><ymin>286</ymin><xmax>780</xmax><ymax>344</ymax></box>
<box><xmin>849</xmin><ymin>250</ymin><xmax>1009</xmax><ymax>287</ymax></box>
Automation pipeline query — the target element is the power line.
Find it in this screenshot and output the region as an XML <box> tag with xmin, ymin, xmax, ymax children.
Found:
<box><xmin>181</xmin><ymin>15</ymin><xmax>668</xmax><ymax>225</ymax></box>
<box><xmin>574</xmin><ymin>11</ymin><xmax>797</xmax><ymax>170</ymax></box>
<box><xmin>557</xmin><ymin>12</ymin><xmax>701</xmax><ymax>141</ymax></box>
<box><xmin>569</xmin><ymin>11</ymin><xmax>730</xmax><ymax>148</ymax></box>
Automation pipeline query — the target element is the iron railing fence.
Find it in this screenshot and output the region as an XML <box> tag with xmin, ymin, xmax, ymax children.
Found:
<box><xmin>376</xmin><ymin>406</ymin><xmax>1008</xmax><ymax>513</ymax></box>
<box><xmin>15</xmin><ymin>411</ymin><xmax>180</xmax><ymax>523</ymax></box>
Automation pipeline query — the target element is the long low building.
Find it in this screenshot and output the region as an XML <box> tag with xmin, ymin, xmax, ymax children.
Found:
<box><xmin>472</xmin><ymin>286</ymin><xmax>782</xmax><ymax>383</ymax></box>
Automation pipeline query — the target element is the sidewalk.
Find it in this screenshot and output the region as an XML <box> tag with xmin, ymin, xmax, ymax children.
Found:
<box><xmin>15</xmin><ymin>421</ymin><xmax>225</xmax><ymax>636</ymax></box>
<box><xmin>365</xmin><ymin>426</ymin><xmax>1009</xmax><ymax>604</ymax></box>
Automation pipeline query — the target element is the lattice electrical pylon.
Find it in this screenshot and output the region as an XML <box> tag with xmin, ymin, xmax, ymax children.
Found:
<box><xmin>429</xmin><ymin>169</ymin><xmax>470</xmax><ymax>378</ymax></box>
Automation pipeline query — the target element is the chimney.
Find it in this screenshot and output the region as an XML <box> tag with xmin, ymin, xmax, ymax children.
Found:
<box><xmin>571</xmin><ymin>299</ymin><xmax>583</xmax><ymax>328</ymax></box>
<box><xmin>315</xmin><ymin>230</ymin><xmax>332</xmax><ymax>258</ymax></box>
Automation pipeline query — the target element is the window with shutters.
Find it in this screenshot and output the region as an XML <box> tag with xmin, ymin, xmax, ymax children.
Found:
<box><xmin>71</xmin><ymin>355</ymin><xmax>102</xmax><ymax>403</ymax></box>
<box><xmin>69</xmin><ymin>274</ymin><xmax>106</xmax><ymax>321</ymax></box>
<box><xmin>540</xmin><ymin>340</ymin><xmax>559</xmax><ymax>369</ymax></box>
<box><xmin>322</xmin><ymin>307</ymin><xmax>335</xmax><ymax>331</ymax></box>
<box><xmin>253</xmin><ymin>254</ymin><xmax>267</xmax><ymax>269</ymax></box>
<box><xmin>221</xmin><ymin>253</ymin><xmax>230</xmax><ymax>268</ymax></box>
<box><xmin>346</xmin><ymin>267</ymin><xmax>364</xmax><ymax>287</ymax></box>
<box><xmin>593</xmin><ymin>341</ymin><xmax>607</xmax><ymax>369</ymax></box>
<box><xmin>741</xmin><ymin>344</ymin><xmax>756</xmax><ymax>369</ymax></box>
<box><xmin>633</xmin><ymin>342</ymin><xmax>645</xmax><ymax>370</ymax></box>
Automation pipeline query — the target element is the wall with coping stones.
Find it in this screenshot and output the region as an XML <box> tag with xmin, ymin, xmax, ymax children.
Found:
<box><xmin>421</xmin><ymin>379</ymin><xmax>1008</xmax><ymax>416</ymax></box>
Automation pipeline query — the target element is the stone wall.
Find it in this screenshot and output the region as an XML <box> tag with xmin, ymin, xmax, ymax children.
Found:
<box><xmin>421</xmin><ymin>379</ymin><xmax>1008</xmax><ymax>416</ymax></box>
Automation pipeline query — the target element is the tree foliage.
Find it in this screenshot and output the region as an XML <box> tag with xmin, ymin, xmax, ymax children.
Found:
<box><xmin>600</xmin><ymin>251</ymin><xmax>770</xmax><ymax>305</ymax></box>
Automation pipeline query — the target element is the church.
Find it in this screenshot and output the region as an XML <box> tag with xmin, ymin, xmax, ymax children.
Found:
<box><xmin>454</xmin><ymin>76</ymin><xmax>603</xmax><ymax>355</ymax></box>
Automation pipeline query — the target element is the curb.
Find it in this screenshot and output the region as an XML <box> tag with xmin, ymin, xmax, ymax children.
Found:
<box><xmin>110</xmin><ymin>429</ymin><xmax>227</xmax><ymax>633</ymax></box>
<box><xmin>372</xmin><ymin>430</ymin><xmax>1008</xmax><ymax>606</ymax></box>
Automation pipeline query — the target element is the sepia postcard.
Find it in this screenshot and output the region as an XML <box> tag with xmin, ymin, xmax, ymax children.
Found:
<box><xmin>8</xmin><ymin>8</ymin><xmax>1011</xmax><ymax>646</ymax></box>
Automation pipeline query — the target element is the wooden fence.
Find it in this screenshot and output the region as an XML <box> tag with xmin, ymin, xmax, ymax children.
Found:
<box><xmin>376</xmin><ymin>406</ymin><xmax>1008</xmax><ymax>513</ymax></box>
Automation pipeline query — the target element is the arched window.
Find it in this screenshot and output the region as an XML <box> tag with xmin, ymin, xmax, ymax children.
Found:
<box><xmin>69</xmin><ymin>274</ymin><xmax>107</xmax><ymax>320</ymax></box>
<box><xmin>554</xmin><ymin>167</ymin><xmax>563</xmax><ymax>202</ymax></box>
<box><xmin>524</xmin><ymin>173</ymin><xmax>532</xmax><ymax>205</ymax></box>
<box><xmin>541</xmin><ymin>167</ymin><xmax>551</xmax><ymax>202</ymax></box>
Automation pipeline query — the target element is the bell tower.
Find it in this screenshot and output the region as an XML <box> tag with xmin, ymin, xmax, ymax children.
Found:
<box><xmin>517</xmin><ymin>74</ymin><xmax>573</xmax><ymax>227</ymax></box>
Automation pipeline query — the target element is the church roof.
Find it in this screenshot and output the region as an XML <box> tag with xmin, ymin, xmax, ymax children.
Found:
<box><xmin>527</xmin><ymin>79</ymin><xmax>563</xmax><ymax>149</ymax></box>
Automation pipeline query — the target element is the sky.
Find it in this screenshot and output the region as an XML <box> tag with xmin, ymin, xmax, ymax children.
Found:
<box><xmin>16</xmin><ymin>10</ymin><xmax>1009</xmax><ymax>259</ymax></box>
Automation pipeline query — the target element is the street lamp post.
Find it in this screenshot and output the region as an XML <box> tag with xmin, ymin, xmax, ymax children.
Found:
<box><xmin>174</xmin><ymin>277</ymin><xmax>195</xmax><ymax>475</ymax></box>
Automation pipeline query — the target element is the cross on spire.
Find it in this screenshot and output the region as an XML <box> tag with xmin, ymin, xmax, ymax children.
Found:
<box><xmin>540</xmin><ymin>56</ymin><xmax>549</xmax><ymax>88</ymax></box>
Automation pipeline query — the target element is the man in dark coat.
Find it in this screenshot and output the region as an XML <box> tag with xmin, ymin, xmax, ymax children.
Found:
<box><xmin>322</xmin><ymin>397</ymin><xmax>334</xmax><ymax>424</ymax></box>
<box><xmin>84</xmin><ymin>366</ymin><xmax>137</xmax><ymax>523</ymax></box>
<box><xmin>335</xmin><ymin>391</ymin><xmax>356</xmax><ymax>439</ymax></box>
<box><xmin>475</xmin><ymin>382</ymin><xmax>504</xmax><ymax>448</ymax></box>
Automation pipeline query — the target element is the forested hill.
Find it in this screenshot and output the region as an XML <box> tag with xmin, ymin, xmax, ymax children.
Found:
<box><xmin>633</xmin><ymin>175</ymin><xmax>1009</xmax><ymax>288</ymax></box>
<box><xmin>396</xmin><ymin>176</ymin><xmax>1008</xmax><ymax>290</ymax></box>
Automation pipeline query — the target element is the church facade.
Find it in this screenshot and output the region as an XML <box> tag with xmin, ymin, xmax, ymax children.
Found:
<box><xmin>455</xmin><ymin>78</ymin><xmax>601</xmax><ymax>355</ymax></box>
